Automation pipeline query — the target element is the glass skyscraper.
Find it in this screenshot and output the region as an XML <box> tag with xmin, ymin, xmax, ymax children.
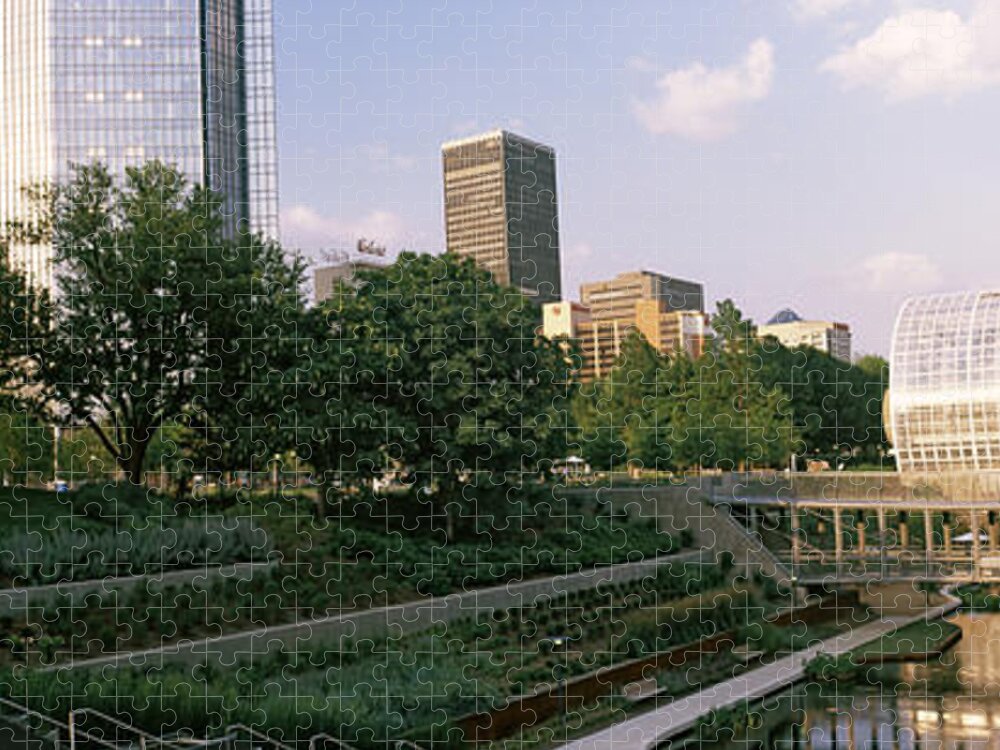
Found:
<box><xmin>0</xmin><ymin>0</ymin><xmax>279</xmax><ymax>287</ymax></box>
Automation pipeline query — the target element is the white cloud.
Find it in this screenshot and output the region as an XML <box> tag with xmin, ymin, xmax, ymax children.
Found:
<box><xmin>280</xmin><ymin>204</ymin><xmax>408</xmax><ymax>253</ymax></box>
<box><xmin>820</xmin><ymin>4</ymin><xmax>1000</xmax><ymax>99</ymax></box>
<box><xmin>861</xmin><ymin>252</ymin><xmax>941</xmax><ymax>292</ymax></box>
<box><xmin>792</xmin><ymin>0</ymin><xmax>869</xmax><ymax>21</ymax></box>
<box><xmin>632</xmin><ymin>38</ymin><xmax>775</xmax><ymax>141</ymax></box>
<box><xmin>356</xmin><ymin>143</ymin><xmax>419</xmax><ymax>173</ymax></box>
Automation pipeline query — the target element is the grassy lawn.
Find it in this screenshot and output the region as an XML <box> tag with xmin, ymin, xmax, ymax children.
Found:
<box><xmin>853</xmin><ymin>619</ymin><xmax>961</xmax><ymax>662</ymax></box>
<box><xmin>806</xmin><ymin>617</ymin><xmax>962</xmax><ymax>683</ymax></box>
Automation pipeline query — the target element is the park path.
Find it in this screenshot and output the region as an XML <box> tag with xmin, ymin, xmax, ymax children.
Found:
<box><xmin>557</xmin><ymin>597</ymin><xmax>961</xmax><ymax>750</ymax></box>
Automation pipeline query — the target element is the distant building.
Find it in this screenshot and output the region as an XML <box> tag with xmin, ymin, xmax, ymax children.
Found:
<box><xmin>580</xmin><ymin>270</ymin><xmax>704</xmax><ymax>323</ymax></box>
<box><xmin>890</xmin><ymin>290</ymin><xmax>1000</xmax><ymax>474</ymax></box>
<box><xmin>758</xmin><ymin>309</ymin><xmax>852</xmax><ymax>361</ymax></box>
<box><xmin>542</xmin><ymin>300</ymin><xmax>708</xmax><ymax>382</ymax></box>
<box><xmin>314</xmin><ymin>255</ymin><xmax>387</xmax><ymax>305</ymax></box>
<box><xmin>441</xmin><ymin>130</ymin><xmax>562</xmax><ymax>303</ymax></box>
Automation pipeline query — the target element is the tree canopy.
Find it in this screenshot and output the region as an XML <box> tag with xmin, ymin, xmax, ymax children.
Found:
<box><xmin>300</xmin><ymin>252</ymin><xmax>573</xmax><ymax>529</ymax></box>
<box><xmin>574</xmin><ymin>300</ymin><xmax>886</xmax><ymax>474</ymax></box>
<box><xmin>4</xmin><ymin>161</ymin><xmax>308</xmax><ymax>484</ymax></box>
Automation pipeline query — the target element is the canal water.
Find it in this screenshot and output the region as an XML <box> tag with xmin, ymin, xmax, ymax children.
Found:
<box><xmin>709</xmin><ymin>612</ymin><xmax>1000</xmax><ymax>749</ymax></box>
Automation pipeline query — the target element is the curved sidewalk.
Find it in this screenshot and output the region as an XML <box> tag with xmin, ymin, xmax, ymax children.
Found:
<box><xmin>557</xmin><ymin>597</ymin><xmax>961</xmax><ymax>750</ymax></box>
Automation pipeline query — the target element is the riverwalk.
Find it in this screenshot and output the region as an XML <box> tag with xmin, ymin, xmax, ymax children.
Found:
<box><xmin>557</xmin><ymin>597</ymin><xmax>961</xmax><ymax>750</ymax></box>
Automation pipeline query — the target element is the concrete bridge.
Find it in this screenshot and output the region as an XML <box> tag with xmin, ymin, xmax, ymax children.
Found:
<box><xmin>706</xmin><ymin>470</ymin><xmax>1000</xmax><ymax>585</ymax></box>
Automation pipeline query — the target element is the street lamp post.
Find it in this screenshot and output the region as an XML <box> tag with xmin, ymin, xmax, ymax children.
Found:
<box><xmin>547</xmin><ymin>635</ymin><xmax>570</xmax><ymax>740</ymax></box>
<box><xmin>272</xmin><ymin>453</ymin><xmax>281</xmax><ymax>499</ymax></box>
<box><xmin>53</xmin><ymin>425</ymin><xmax>61</xmax><ymax>487</ymax></box>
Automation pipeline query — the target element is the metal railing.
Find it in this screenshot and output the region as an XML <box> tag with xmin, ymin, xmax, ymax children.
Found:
<box><xmin>2</xmin><ymin>697</ymin><xmax>416</xmax><ymax>750</ymax></box>
<box><xmin>223</xmin><ymin>725</ymin><xmax>296</xmax><ymax>750</ymax></box>
<box><xmin>308</xmin><ymin>734</ymin><xmax>361</xmax><ymax>750</ymax></box>
<box><xmin>0</xmin><ymin>697</ymin><xmax>119</xmax><ymax>749</ymax></box>
<box><xmin>69</xmin><ymin>708</ymin><xmax>208</xmax><ymax>750</ymax></box>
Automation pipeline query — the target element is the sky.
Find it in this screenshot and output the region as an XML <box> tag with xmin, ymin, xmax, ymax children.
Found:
<box><xmin>272</xmin><ymin>0</ymin><xmax>1000</xmax><ymax>357</ymax></box>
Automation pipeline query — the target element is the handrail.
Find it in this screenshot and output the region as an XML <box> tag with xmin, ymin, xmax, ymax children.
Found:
<box><xmin>394</xmin><ymin>741</ymin><xmax>426</xmax><ymax>750</ymax></box>
<box><xmin>225</xmin><ymin>724</ymin><xmax>296</xmax><ymax>750</ymax></box>
<box><xmin>0</xmin><ymin>697</ymin><xmax>118</xmax><ymax>749</ymax></box>
<box><xmin>70</xmin><ymin>707</ymin><xmax>189</xmax><ymax>749</ymax></box>
<box><xmin>308</xmin><ymin>733</ymin><xmax>362</xmax><ymax>750</ymax></box>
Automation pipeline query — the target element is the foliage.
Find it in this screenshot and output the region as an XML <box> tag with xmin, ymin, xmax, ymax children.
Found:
<box><xmin>573</xmin><ymin>299</ymin><xmax>887</xmax><ymax>472</ymax></box>
<box><xmin>0</xmin><ymin>243</ymin><xmax>52</xmax><ymax>485</ymax></box>
<box><xmin>5</xmin><ymin>162</ymin><xmax>307</xmax><ymax>484</ymax></box>
<box><xmin>0</xmin><ymin>517</ymin><xmax>269</xmax><ymax>586</ymax></box>
<box><xmin>957</xmin><ymin>585</ymin><xmax>1000</xmax><ymax>612</ymax></box>
<box><xmin>574</xmin><ymin>300</ymin><xmax>793</xmax><ymax>472</ymax></box>
<box><xmin>0</xmin><ymin>560</ymin><xmax>739</xmax><ymax>745</ymax></box>
<box><xmin>804</xmin><ymin>652</ymin><xmax>862</xmax><ymax>682</ymax></box>
<box><xmin>301</xmin><ymin>252</ymin><xmax>573</xmax><ymax>531</ymax></box>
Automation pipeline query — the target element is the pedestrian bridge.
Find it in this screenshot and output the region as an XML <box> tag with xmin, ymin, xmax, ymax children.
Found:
<box><xmin>713</xmin><ymin>490</ymin><xmax>1000</xmax><ymax>586</ymax></box>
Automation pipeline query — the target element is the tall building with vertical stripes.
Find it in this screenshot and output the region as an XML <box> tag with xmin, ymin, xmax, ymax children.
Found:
<box><xmin>0</xmin><ymin>0</ymin><xmax>279</xmax><ymax>287</ymax></box>
<box><xmin>442</xmin><ymin>130</ymin><xmax>563</xmax><ymax>303</ymax></box>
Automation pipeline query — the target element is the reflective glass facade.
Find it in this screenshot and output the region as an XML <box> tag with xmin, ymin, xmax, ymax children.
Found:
<box><xmin>890</xmin><ymin>290</ymin><xmax>1000</xmax><ymax>473</ymax></box>
<box><xmin>1</xmin><ymin>0</ymin><xmax>279</xmax><ymax>287</ymax></box>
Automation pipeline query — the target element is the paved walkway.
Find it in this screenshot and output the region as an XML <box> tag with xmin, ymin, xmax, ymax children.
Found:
<box><xmin>558</xmin><ymin>598</ymin><xmax>961</xmax><ymax>750</ymax></box>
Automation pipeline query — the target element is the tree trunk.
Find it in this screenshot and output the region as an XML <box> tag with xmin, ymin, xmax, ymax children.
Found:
<box><xmin>122</xmin><ymin>435</ymin><xmax>152</xmax><ymax>485</ymax></box>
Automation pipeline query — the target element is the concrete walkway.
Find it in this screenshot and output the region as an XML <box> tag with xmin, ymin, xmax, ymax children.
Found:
<box><xmin>558</xmin><ymin>598</ymin><xmax>961</xmax><ymax>750</ymax></box>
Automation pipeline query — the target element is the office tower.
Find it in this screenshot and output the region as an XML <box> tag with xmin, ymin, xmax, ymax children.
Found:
<box><xmin>442</xmin><ymin>130</ymin><xmax>562</xmax><ymax>303</ymax></box>
<box><xmin>580</xmin><ymin>270</ymin><xmax>704</xmax><ymax>323</ymax></box>
<box><xmin>758</xmin><ymin>309</ymin><xmax>852</xmax><ymax>361</ymax></box>
<box><xmin>0</xmin><ymin>0</ymin><xmax>279</xmax><ymax>287</ymax></box>
<box><xmin>542</xmin><ymin>300</ymin><xmax>708</xmax><ymax>382</ymax></box>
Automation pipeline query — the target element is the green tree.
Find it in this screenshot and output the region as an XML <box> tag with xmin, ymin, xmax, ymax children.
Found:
<box><xmin>670</xmin><ymin>300</ymin><xmax>793</xmax><ymax>471</ymax></box>
<box><xmin>7</xmin><ymin>162</ymin><xmax>306</xmax><ymax>484</ymax></box>
<box><xmin>756</xmin><ymin>340</ymin><xmax>888</xmax><ymax>465</ymax></box>
<box><xmin>0</xmin><ymin>239</ymin><xmax>52</xmax><ymax>485</ymax></box>
<box><xmin>574</xmin><ymin>332</ymin><xmax>684</xmax><ymax>474</ymax></box>
<box><xmin>303</xmin><ymin>252</ymin><xmax>572</xmax><ymax>535</ymax></box>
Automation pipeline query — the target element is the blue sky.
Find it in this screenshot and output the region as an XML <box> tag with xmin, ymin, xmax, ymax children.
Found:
<box><xmin>273</xmin><ymin>0</ymin><xmax>1000</xmax><ymax>356</ymax></box>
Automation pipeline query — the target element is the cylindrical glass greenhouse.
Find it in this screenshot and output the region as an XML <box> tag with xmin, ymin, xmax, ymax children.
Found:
<box><xmin>890</xmin><ymin>290</ymin><xmax>1000</xmax><ymax>473</ymax></box>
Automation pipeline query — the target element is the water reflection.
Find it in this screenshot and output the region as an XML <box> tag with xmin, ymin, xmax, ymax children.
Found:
<box><xmin>709</xmin><ymin>613</ymin><xmax>1000</xmax><ymax>750</ymax></box>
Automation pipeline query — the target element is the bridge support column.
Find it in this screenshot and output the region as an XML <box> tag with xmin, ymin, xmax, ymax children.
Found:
<box><xmin>856</xmin><ymin>520</ymin><xmax>866</xmax><ymax>556</ymax></box>
<box><xmin>834</xmin><ymin>508</ymin><xmax>843</xmax><ymax>574</ymax></box>
<box><xmin>924</xmin><ymin>509</ymin><xmax>934</xmax><ymax>567</ymax></box>
<box><xmin>944</xmin><ymin>517</ymin><xmax>953</xmax><ymax>557</ymax></box>
<box><xmin>899</xmin><ymin>512</ymin><xmax>909</xmax><ymax>549</ymax></box>
<box><xmin>877</xmin><ymin>507</ymin><xmax>887</xmax><ymax>579</ymax></box>
<box><xmin>972</xmin><ymin>510</ymin><xmax>982</xmax><ymax>582</ymax></box>
<box><xmin>990</xmin><ymin>513</ymin><xmax>999</xmax><ymax>552</ymax></box>
<box><xmin>790</xmin><ymin>502</ymin><xmax>801</xmax><ymax>582</ymax></box>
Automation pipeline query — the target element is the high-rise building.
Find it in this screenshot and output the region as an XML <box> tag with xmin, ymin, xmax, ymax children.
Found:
<box><xmin>542</xmin><ymin>300</ymin><xmax>709</xmax><ymax>382</ymax></box>
<box><xmin>580</xmin><ymin>270</ymin><xmax>704</xmax><ymax>323</ymax></box>
<box><xmin>1</xmin><ymin>0</ymin><xmax>279</xmax><ymax>287</ymax></box>
<box><xmin>442</xmin><ymin>130</ymin><xmax>562</xmax><ymax>303</ymax></box>
<box><xmin>758</xmin><ymin>309</ymin><xmax>852</xmax><ymax>361</ymax></box>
